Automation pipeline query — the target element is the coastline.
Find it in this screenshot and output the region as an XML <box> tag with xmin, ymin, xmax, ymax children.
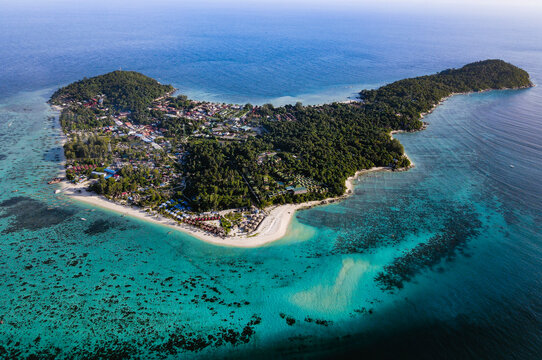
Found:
<box><xmin>54</xmin><ymin>85</ymin><xmax>534</xmax><ymax>248</ymax></box>
<box><xmin>52</xmin><ymin>96</ymin><xmax>400</xmax><ymax>248</ymax></box>
<box><xmin>53</xmin><ymin>95</ymin><xmax>418</xmax><ymax>248</ymax></box>
<box><xmin>390</xmin><ymin>130</ymin><xmax>415</xmax><ymax>168</ymax></box>
<box><xmin>58</xmin><ymin>166</ymin><xmax>390</xmax><ymax>248</ymax></box>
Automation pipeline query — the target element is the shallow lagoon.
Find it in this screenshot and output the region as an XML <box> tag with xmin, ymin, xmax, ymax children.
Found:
<box><xmin>1</xmin><ymin>76</ymin><xmax>541</xmax><ymax>359</ymax></box>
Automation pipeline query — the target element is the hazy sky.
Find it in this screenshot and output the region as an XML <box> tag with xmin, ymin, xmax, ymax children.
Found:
<box><xmin>225</xmin><ymin>0</ymin><xmax>542</xmax><ymax>8</ymax></box>
<box><xmin>213</xmin><ymin>0</ymin><xmax>542</xmax><ymax>14</ymax></box>
<box><xmin>2</xmin><ymin>0</ymin><xmax>541</xmax><ymax>17</ymax></box>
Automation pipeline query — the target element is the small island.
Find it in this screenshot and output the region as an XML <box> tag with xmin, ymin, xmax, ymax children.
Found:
<box><xmin>49</xmin><ymin>60</ymin><xmax>532</xmax><ymax>246</ymax></box>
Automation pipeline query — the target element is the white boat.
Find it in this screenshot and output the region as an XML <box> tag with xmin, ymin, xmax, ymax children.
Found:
<box><xmin>80</xmin><ymin>218</ymin><xmax>87</xmax><ymax>221</ymax></box>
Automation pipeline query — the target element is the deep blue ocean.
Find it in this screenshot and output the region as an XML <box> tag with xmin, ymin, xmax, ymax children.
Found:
<box><xmin>0</xmin><ymin>2</ymin><xmax>541</xmax><ymax>359</ymax></box>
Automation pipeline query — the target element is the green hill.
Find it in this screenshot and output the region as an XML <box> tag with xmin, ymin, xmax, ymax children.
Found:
<box><xmin>359</xmin><ymin>59</ymin><xmax>532</xmax><ymax>130</ymax></box>
<box><xmin>50</xmin><ymin>70</ymin><xmax>174</xmax><ymax>113</ymax></box>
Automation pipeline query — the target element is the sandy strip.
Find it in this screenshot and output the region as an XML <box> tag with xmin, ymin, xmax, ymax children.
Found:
<box><xmin>60</xmin><ymin>182</ymin><xmax>273</xmax><ymax>247</ymax></box>
<box><xmin>58</xmin><ymin>166</ymin><xmax>391</xmax><ymax>248</ymax></box>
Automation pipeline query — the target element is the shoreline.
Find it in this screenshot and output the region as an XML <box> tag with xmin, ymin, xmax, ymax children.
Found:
<box><xmin>390</xmin><ymin>130</ymin><xmax>415</xmax><ymax>168</ymax></box>
<box><xmin>52</xmin><ymin>98</ymin><xmax>400</xmax><ymax>248</ymax></box>
<box><xmin>53</xmin><ymin>96</ymin><xmax>418</xmax><ymax>248</ymax></box>
<box><xmin>53</xmin><ymin>85</ymin><xmax>533</xmax><ymax>248</ymax></box>
<box><xmin>58</xmin><ymin>165</ymin><xmax>391</xmax><ymax>248</ymax></box>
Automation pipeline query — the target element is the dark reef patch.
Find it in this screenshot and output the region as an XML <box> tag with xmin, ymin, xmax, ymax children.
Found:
<box><xmin>304</xmin><ymin>317</ymin><xmax>333</xmax><ymax>326</ymax></box>
<box><xmin>279</xmin><ymin>313</ymin><xmax>297</xmax><ymax>326</ymax></box>
<box><xmin>375</xmin><ymin>212</ymin><xmax>482</xmax><ymax>291</ymax></box>
<box><xmin>84</xmin><ymin>219</ymin><xmax>126</xmax><ymax>235</ymax></box>
<box><xmin>0</xmin><ymin>196</ymin><xmax>75</xmax><ymax>234</ymax></box>
<box><xmin>152</xmin><ymin>314</ymin><xmax>262</xmax><ymax>354</ymax></box>
<box><xmin>330</xmin><ymin>195</ymin><xmax>434</xmax><ymax>255</ymax></box>
<box><xmin>42</xmin><ymin>147</ymin><xmax>63</xmax><ymax>162</ymax></box>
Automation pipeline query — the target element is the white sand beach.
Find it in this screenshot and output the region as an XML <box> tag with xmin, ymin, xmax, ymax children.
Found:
<box><xmin>58</xmin><ymin>165</ymin><xmax>392</xmax><ymax>248</ymax></box>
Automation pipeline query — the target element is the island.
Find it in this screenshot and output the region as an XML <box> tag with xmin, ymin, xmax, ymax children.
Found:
<box><xmin>49</xmin><ymin>60</ymin><xmax>532</xmax><ymax>246</ymax></box>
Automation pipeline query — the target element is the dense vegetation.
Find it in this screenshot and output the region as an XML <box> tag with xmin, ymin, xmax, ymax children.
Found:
<box><xmin>181</xmin><ymin>60</ymin><xmax>531</xmax><ymax>210</ymax></box>
<box><xmin>54</xmin><ymin>60</ymin><xmax>532</xmax><ymax>211</ymax></box>
<box><xmin>63</xmin><ymin>134</ymin><xmax>112</xmax><ymax>161</ymax></box>
<box><xmin>50</xmin><ymin>70</ymin><xmax>174</xmax><ymax>115</ymax></box>
<box><xmin>182</xmin><ymin>140</ymin><xmax>254</xmax><ymax>210</ymax></box>
<box><xmin>59</xmin><ymin>106</ymin><xmax>113</xmax><ymax>131</ymax></box>
<box><xmin>90</xmin><ymin>165</ymin><xmax>165</xmax><ymax>205</ymax></box>
<box><xmin>359</xmin><ymin>59</ymin><xmax>532</xmax><ymax>130</ymax></box>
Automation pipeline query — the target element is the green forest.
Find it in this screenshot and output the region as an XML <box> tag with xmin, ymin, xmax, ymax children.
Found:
<box><xmin>53</xmin><ymin>60</ymin><xmax>532</xmax><ymax>211</ymax></box>
<box><xmin>180</xmin><ymin>60</ymin><xmax>531</xmax><ymax>210</ymax></box>
<box><xmin>50</xmin><ymin>70</ymin><xmax>174</xmax><ymax>117</ymax></box>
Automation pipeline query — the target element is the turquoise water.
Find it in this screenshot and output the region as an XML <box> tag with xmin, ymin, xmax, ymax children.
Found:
<box><xmin>1</xmin><ymin>3</ymin><xmax>542</xmax><ymax>359</ymax></box>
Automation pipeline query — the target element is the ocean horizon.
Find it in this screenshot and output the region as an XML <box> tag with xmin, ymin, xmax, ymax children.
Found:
<box><xmin>1</xmin><ymin>2</ymin><xmax>541</xmax><ymax>358</ymax></box>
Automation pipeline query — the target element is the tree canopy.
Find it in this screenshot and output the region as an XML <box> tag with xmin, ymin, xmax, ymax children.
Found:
<box><xmin>50</xmin><ymin>70</ymin><xmax>174</xmax><ymax>113</ymax></box>
<box><xmin>52</xmin><ymin>60</ymin><xmax>532</xmax><ymax>211</ymax></box>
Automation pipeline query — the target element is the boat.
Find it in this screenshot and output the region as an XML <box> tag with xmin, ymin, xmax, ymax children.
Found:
<box><xmin>80</xmin><ymin>218</ymin><xmax>87</xmax><ymax>221</ymax></box>
<box><xmin>54</xmin><ymin>189</ymin><xmax>61</xmax><ymax>194</ymax></box>
<box><xmin>48</xmin><ymin>177</ymin><xmax>63</xmax><ymax>184</ymax></box>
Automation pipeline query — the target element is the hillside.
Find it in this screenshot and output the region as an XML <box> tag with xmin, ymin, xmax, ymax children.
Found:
<box><xmin>49</xmin><ymin>70</ymin><xmax>174</xmax><ymax>113</ymax></box>
<box><xmin>359</xmin><ymin>59</ymin><xmax>533</xmax><ymax>130</ymax></box>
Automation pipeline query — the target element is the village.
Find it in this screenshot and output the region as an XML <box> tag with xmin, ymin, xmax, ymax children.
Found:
<box><xmin>150</xmin><ymin>96</ymin><xmax>264</xmax><ymax>140</ymax></box>
<box><xmin>57</xmin><ymin>93</ymin><xmax>325</xmax><ymax>239</ymax></box>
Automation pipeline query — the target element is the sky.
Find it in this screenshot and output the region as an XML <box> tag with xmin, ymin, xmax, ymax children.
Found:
<box><xmin>2</xmin><ymin>0</ymin><xmax>542</xmax><ymax>13</ymax></box>
<box><xmin>0</xmin><ymin>0</ymin><xmax>541</xmax><ymax>24</ymax></box>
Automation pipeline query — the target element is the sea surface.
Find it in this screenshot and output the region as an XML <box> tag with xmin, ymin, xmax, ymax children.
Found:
<box><xmin>0</xmin><ymin>3</ymin><xmax>541</xmax><ymax>359</ymax></box>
